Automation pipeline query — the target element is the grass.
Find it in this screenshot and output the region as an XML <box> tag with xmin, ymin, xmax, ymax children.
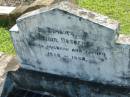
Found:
<box><xmin>76</xmin><ymin>0</ymin><xmax>130</xmax><ymax>35</ymax></box>
<box><xmin>0</xmin><ymin>28</ymin><xmax>15</xmax><ymax>54</ymax></box>
<box><xmin>0</xmin><ymin>0</ymin><xmax>130</xmax><ymax>54</ymax></box>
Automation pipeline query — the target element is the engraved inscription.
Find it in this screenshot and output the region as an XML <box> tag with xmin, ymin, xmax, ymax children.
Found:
<box><xmin>26</xmin><ymin>27</ymin><xmax>107</xmax><ymax>64</ymax></box>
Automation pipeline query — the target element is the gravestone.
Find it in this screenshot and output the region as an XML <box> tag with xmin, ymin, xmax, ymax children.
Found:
<box><xmin>10</xmin><ymin>1</ymin><xmax>130</xmax><ymax>87</ymax></box>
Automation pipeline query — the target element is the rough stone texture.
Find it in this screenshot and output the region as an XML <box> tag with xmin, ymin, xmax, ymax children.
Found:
<box><xmin>10</xmin><ymin>1</ymin><xmax>130</xmax><ymax>87</ymax></box>
<box><xmin>2</xmin><ymin>68</ymin><xmax>129</xmax><ymax>97</ymax></box>
<box><xmin>0</xmin><ymin>52</ymin><xmax>19</xmax><ymax>96</ymax></box>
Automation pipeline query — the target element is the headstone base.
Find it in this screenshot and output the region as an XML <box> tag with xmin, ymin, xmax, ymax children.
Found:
<box><xmin>1</xmin><ymin>68</ymin><xmax>130</xmax><ymax>97</ymax></box>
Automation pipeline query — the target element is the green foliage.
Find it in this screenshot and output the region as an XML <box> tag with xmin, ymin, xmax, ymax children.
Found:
<box><xmin>76</xmin><ymin>0</ymin><xmax>130</xmax><ymax>34</ymax></box>
<box><xmin>0</xmin><ymin>28</ymin><xmax>15</xmax><ymax>54</ymax></box>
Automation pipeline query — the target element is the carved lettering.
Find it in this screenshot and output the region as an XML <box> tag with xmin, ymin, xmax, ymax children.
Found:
<box><xmin>26</xmin><ymin>27</ymin><xmax>107</xmax><ymax>64</ymax></box>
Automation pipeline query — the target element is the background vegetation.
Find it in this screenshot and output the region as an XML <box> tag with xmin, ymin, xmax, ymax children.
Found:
<box><xmin>76</xmin><ymin>0</ymin><xmax>130</xmax><ymax>34</ymax></box>
<box><xmin>0</xmin><ymin>28</ymin><xmax>15</xmax><ymax>54</ymax></box>
<box><xmin>0</xmin><ymin>0</ymin><xmax>130</xmax><ymax>54</ymax></box>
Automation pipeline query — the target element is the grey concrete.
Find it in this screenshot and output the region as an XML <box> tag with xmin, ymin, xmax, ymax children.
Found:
<box><xmin>4</xmin><ymin>68</ymin><xmax>130</xmax><ymax>97</ymax></box>
<box><xmin>10</xmin><ymin>1</ymin><xmax>130</xmax><ymax>87</ymax></box>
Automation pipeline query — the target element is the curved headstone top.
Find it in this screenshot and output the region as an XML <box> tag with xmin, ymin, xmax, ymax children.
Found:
<box><xmin>10</xmin><ymin>1</ymin><xmax>130</xmax><ymax>87</ymax></box>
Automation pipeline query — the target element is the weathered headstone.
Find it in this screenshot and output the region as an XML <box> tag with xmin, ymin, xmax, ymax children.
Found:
<box><xmin>10</xmin><ymin>1</ymin><xmax>130</xmax><ymax>87</ymax></box>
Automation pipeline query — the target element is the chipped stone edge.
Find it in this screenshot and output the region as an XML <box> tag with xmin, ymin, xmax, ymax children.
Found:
<box><xmin>17</xmin><ymin>1</ymin><xmax>119</xmax><ymax>32</ymax></box>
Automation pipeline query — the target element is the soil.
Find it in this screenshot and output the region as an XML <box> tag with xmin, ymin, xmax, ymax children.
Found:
<box><xmin>0</xmin><ymin>0</ymin><xmax>36</xmax><ymax>6</ymax></box>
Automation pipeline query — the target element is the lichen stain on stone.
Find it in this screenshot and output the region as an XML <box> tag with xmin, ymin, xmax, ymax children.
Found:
<box><xmin>36</xmin><ymin>60</ymin><xmax>42</xmax><ymax>65</ymax></box>
<box><xmin>84</xmin><ymin>42</ymin><xmax>93</xmax><ymax>48</ymax></box>
<box><xmin>33</xmin><ymin>33</ymin><xmax>46</xmax><ymax>41</ymax></box>
<box><xmin>27</xmin><ymin>32</ymin><xmax>47</xmax><ymax>47</ymax></box>
<box><xmin>79</xmin><ymin>10</ymin><xmax>88</xmax><ymax>15</ymax></box>
<box><xmin>27</xmin><ymin>39</ymin><xmax>35</xmax><ymax>47</ymax></box>
<box><xmin>61</xmin><ymin>56</ymin><xmax>70</xmax><ymax>63</ymax></box>
<box><xmin>87</xmin><ymin>12</ymin><xmax>95</xmax><ymax>19</ymax></box>
<box><xmin>21</xmin><ymin>58</ymin><xmax>36</xmax><ymax>68</ymax></box>
<box><xmin>79</xmin><ymin>41</ymin><xmax>93</xmax><ymax>50</ymax></box>
<box><xmin>89</xmin><ymin>60</ymin><xmax>98</xmax><ymax>64</ymax></box>
<box><xmin>82</xmin><ymin>32</ymin><xmax>89</xmax><ymax>40</ymax></box>
<box><xmin>68</xmin><ymin>16</ymin><xmax>71</xmax><ymax>19</ymax></box>
<box><xmin>79</xmin><ymin>17</ymin><xmax>82</xmax><ymax>21</ymax></box>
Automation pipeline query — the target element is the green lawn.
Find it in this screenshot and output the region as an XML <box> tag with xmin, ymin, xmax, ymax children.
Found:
<box><xmin>0</xmin><ymin>28</ymin><xmax>15</xmax><ymax>54</ymax></box>
<box><xmin>0</xmin><ymin>0</ymin><xmax>130</xmax><ymax>54</ymax></box>
<box><xmin>76</xmin><ymin>0</ymin><xmax>130</xmax><ymax>34</ymax></box>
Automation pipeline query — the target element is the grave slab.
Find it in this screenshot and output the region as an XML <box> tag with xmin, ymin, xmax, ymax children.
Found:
<box><xmin>0</xmin><ymin>6</ymin><xmax>15</xmax><ymax>15</ymax></box>
<box><xmin>1</xmin><ymin>68</ymin><xmax>130</xmax><ymax>97</ymax></box>
<box><xmin>10</xmin><ymin>1</ymin><xmax>130</xmax><ymax>87</ymax></box>
<box><xmin>0</xmin><ymin>6</ymin><xmax>16</xmax><ymax>26</ymax></box>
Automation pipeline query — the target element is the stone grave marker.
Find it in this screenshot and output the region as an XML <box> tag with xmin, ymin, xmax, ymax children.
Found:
<box><xmin>10</xmin><ymin>1</ymin><xmax>130</xmax><ymax>87</ymax></box>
